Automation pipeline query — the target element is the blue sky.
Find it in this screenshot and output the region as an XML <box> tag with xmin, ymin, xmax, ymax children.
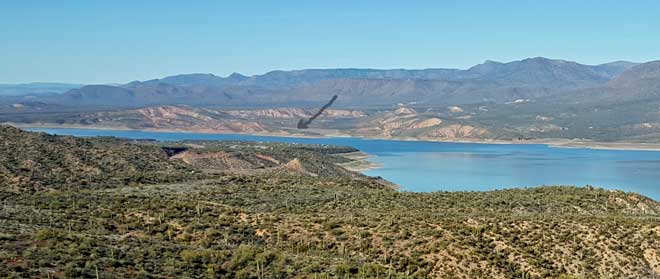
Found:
<box><xmin>2</xmin><ymin>1</ymin><xmax>660</xmax><ymax>84</ymax></box>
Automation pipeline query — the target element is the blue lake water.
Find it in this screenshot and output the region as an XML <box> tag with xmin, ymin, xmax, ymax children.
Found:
<box><xmin>27</xmin><ymin>127</ymin><xmax>660</xmax><ymax>200</ymax></box>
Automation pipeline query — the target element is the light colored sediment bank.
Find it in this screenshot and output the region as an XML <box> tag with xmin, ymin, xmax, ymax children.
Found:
<box><xmin>545</xmin><ymin>141</ymin><xmax>660</xmax><ymax>151</ymax></box>
<box><xmin>335</xmin><ymin>151</ymin><xmax>383</xmax><ymax>172</ymax></box>
<box><xmin>10</xmin><ymin>123</ymin><xmax>660</xmax><ymax>151</ymax></box>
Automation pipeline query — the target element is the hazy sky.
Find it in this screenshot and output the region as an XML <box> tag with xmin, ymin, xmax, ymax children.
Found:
<box><xmin>2</xmin><ymin>0</ymin><xmax>660</xmax><ymax>84</ymax></box>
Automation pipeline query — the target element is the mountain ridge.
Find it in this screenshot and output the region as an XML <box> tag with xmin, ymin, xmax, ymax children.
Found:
<box><xmin>5</xmin><ymin>57</ymin><xmax>660</xmax><ymax>143</ymax></box>
<box><xmin>9</xmin><ymin>57</ymin><xmax>644</xmax><ymax>109</ymax></box>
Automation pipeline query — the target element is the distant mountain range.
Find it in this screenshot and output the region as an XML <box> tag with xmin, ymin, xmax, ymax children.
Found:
<box><xmin>5</xmin><ymin>57</ymin><xmax>660</xmax><ymax>143</ymax></box>
<box><xmin>3</xmin><ymin>57</ymin><xmax>653</xmax><ymax>108</ymax></box>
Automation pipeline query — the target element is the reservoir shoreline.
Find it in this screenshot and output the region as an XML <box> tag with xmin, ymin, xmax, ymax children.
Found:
<box><xmin>11</xmin><ymin>122</ymin><xmax>660</xmax><ymax>151</ymax></box>
<box><xmin>15</xmin><ymin>124</ymin><xmax>660</xmax><ymax>200</ymax></box>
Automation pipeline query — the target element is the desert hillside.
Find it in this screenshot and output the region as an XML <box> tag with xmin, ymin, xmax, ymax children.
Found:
<box><xmin>1</xmin><ymin>126</ymin><xmax>659</xmax><ymax>278</ymax></box>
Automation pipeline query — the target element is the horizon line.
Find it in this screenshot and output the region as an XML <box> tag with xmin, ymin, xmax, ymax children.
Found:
<box><xmin>1</xmin><ymin>56</ymin><xmax>652</xmax><ymax>85</ymax></box>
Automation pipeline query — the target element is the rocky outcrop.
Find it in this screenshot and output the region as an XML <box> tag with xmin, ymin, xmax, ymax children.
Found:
<box><xmin>226</xmin><ymin>108</ymin><xmax>312</xmax><ymax>119</ymax></box>
<box><xmin>323</xmin><ymin>109</ymin><xmax>366</xmax><ymax>117</ymax></box>
<box><xmin>79</xmin><ymin>106</ymin><xmax>269</xmax><ymax>134</ymax></box>
<box><xmin>448</xmin><ymin>106</ymin><xmax>464</xmax><ymax>113</ymax></box>
<box><xmin>137</xmin><ymin>106</ymin><xmax>214</xmax><ymax>123</ymax></box>
<box><xmin>410</xmin><ymin>118</ymin><xmax>443</xmax><ymax>129</ymax></box>
<box><xmin>225</xmin><ymin>108</ymin><xmax>366</xmax><ymax>119</ymax></box>
<box><xmin>42</xmin><ymin>105</ymin><xmax>497</xmax><ymax>140</ymax></box>
<box><xmin>394</xmin><ymin>107</ymin><xmax>416</xmax><ymax>115</ymax></box>
<box><xmin>280</xmin><ymin>158</ymin><xmax>314</xmax><ymax>175</ymax></box>
<box><xmin>424</xmin><ymin>124</ymin><xmax>489</xmax><ymax>139</ymax></box>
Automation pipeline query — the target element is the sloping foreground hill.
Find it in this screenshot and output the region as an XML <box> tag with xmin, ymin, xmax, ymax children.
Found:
<box><xmin>2</xmin><ymin>179</ymin><xmax>659</xmax><ymax>278</ymax></box>
<box><xmin>163</xmin><ymin>140</ymin><xmax>365</xmax><ymax>179</ymax></box>
<box><xmin>0</xmin><ymin>125</ymin><xmax>379</xmax><ymax>192</ymax></box>
<box><xmin>0</xmin><ymin>125</ymin><xmax>197</xmax><ymax>191</ymax></box>
<box><xmin>0</xmin><ymin>126</ymin><xmax>368</xmax><ymax>192</ymax></box>
<box><xmin>1</xmin><ymin>126</ymin><xmax>660</xmax><ymax>278</ymax></box>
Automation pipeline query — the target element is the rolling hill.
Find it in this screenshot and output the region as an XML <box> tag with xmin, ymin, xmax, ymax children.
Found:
<box><xmin>0</xmin><ymin>125</ymin><xmax>195</xmax><ymax>191</ymax></box>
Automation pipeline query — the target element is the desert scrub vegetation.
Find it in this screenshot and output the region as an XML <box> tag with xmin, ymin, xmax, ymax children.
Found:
<box><xmin>1</xmin><ymin>125</ymin><xmax>660</xmax><ymax>278</ymax></box>
<box><xmin>0</xmin><ymin>125</ymin><xmax>207</xmax><ymax>192</ymax></box>
<box><xmin>158</xmin><ymin>140</ymin><xmax>363</xmax><ymax>178</ymax></box>
<box><xmin>2</xmin><ymin>176</ymin><xmax>659</xmax><ymax>278</ymax></box>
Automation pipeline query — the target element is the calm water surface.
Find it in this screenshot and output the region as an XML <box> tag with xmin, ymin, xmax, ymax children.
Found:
<box><xmin>28</xmin><ymin>128</ymin><xmax>660</xmax><ymax>200</ymax></box>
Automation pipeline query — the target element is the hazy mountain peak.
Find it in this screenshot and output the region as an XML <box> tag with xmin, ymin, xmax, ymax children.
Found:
<box><xmin>465</xmin><ymin>57</ymin><xmax>616</xmax><ymax>85</ymax></box>
<box><xmin>467</xmin><ymin>60</ymin><xmax>504</xmax><ymax>72</ymax></box>
<box><xmin>599</xmin><ymin>61</ymin><xmax>638</xmax><ymax>67</ymax></box>
<box><xmin>228</xmin><ymin>72</ymin><xmax>249</xmax><ymax>80</ymax></box>
<box><xmin>465</xmin><ymin>57</ymin><xmax>568</xmax><ymax>71</ymax></box>
<box><xmin>483</xmin><ymin>60</ymin><xmax>501</xmax><ymax>64</ymax></box>
<box><xmin>161</xmin><ymin>73</ymin><xmax>218</xmax><ymax>80</ymax></box>
<box><xmin>131</xmin><ymin>73</ymin><xmax>226</xmax><ymax>87</ymax></box>
<box><xmin>592</xmin><ymin>61</ymin><xmax>640</xmax><ymax>80</ymax></box>
<box><xmin>610</xmin><ymin>60</ymin><xmax>660</xmax><ymax>86</ymax></box>
<box><xmin>523</xmin><ymin>56</ymin><xmax>554</xmax><ymax>62</ymax></box>
<box><xmin>520</xmin><ymin>57</ymin><xmax>577</xmax><ymax>65</ymax></box>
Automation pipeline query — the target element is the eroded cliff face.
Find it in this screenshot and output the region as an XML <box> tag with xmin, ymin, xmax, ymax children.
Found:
<box><xmin>224</xmin><ymin>108</ymin><xmax>366</xmax><ymax>119</ymax></box>
<box><xmin>80</xmin><ymin>106</ymin><xmax>269</xmax><ymax>133</ymax></box>
<box><xmin>225</xmin><ymin>108</ymin><xmax>312</xmax><ymax>119</ymax></box>
<box><xmin>55</xmin><ymin>105</ymin><xmax>497</xmax><ymax>140</ymax></box>
<box><xmin>349</xmin><ymin>106</ymin><xmax>490</xmax><ymax>139</ymax></box>
<box><xmin>423</xmin><ymin>124</ymin><xmax>489</xmax><ymax>139</ymax></box>
<box><xmin>137</xmin><ymin>106</ymin><xmax>214</xmax><ymax>122</ymax></box>
<box><xmin>410</xmin><ymin>118</ymin><xmax>443</xmax><ymax>129</ymax></box>
<box><xmin>394</xmin><ymin>107</ymin><xmax>417</xmax><ymax>115</ymax></box>
<box><xmin>368</xmin><ymin>116</ymin><xmax>446</xmax><ymax>137</ymax></box>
